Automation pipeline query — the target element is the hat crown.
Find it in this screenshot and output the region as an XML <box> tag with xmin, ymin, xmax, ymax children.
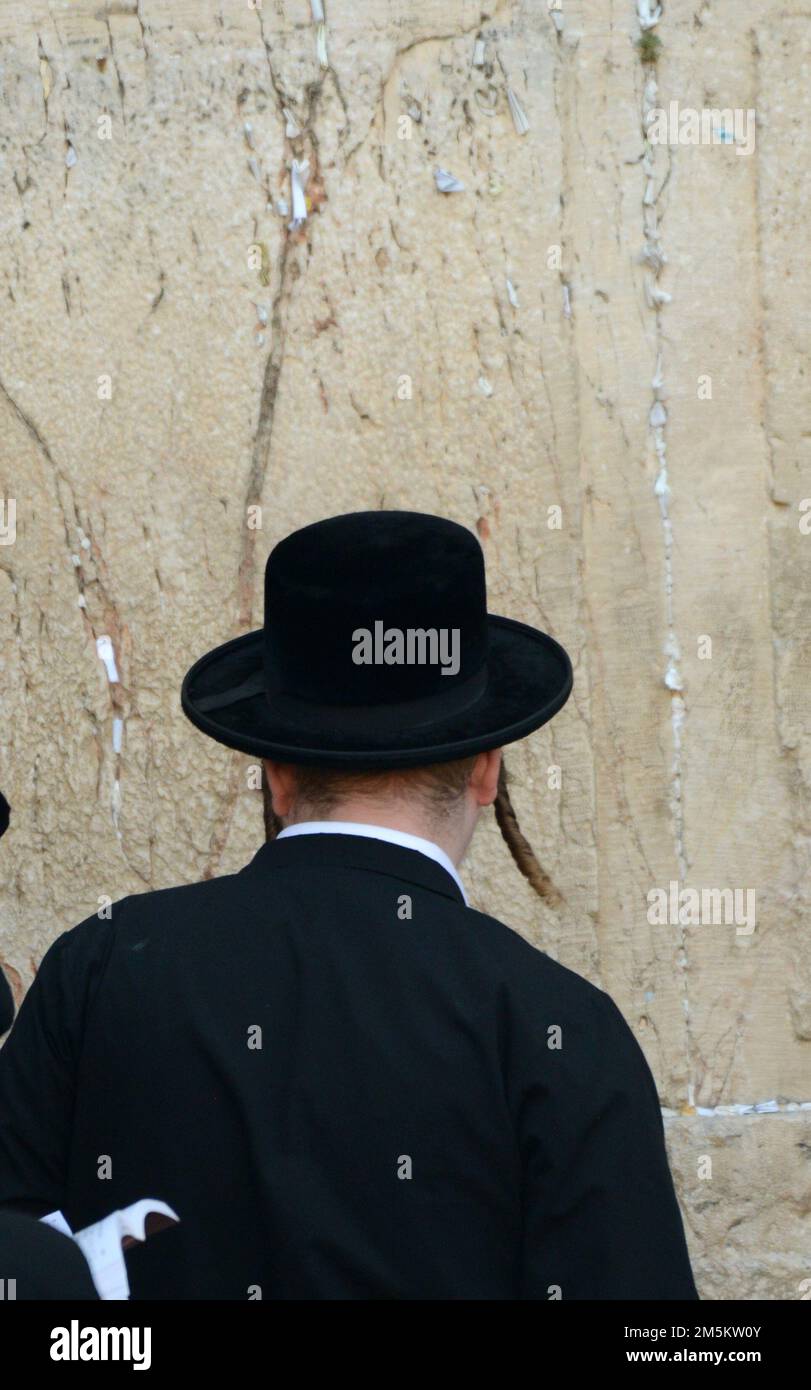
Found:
<box><xmin>263</xmin><ymin>511</ymin><xmax>488</xmax><ymax>706</ymax></box>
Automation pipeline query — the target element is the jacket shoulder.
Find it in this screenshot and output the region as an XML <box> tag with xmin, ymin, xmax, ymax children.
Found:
<box><xmin>51</xmin><ymin>869</ymin><xmax>249</xmax><ymax>960</ymax></box>
<box><xmin>455</xmin><ymin>901</ymin><xmax>609</xmax><ymax>1006</ymax></box>
<box><xmin>459</xmin><ymin>907</ymin><xmax>662</xmax><ymax>1109</ymax></box>
<box><xmin>455</xmin><ymin>903</ymin><xmax>652</xmax><ymax>1073</ymax></box>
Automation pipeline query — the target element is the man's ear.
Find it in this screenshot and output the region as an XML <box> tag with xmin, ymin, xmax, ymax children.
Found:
<box><xmin>263</xmin><ymin>760</ymin><xmax>299</xmax><ymax>819</ymax></box>
<box><xmin>470</xmin><ymin>748</ymin><xmax>502</xmax><ymax>808</ymax></box>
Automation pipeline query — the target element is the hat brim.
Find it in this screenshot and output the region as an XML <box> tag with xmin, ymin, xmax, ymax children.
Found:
<box><xmin>180</xmin><ymin>615</ymin><xmax>573</xmax><ymax>769</ymax></box>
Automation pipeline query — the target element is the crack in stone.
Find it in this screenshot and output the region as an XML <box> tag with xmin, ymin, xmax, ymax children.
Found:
<box><xmin>638</xmin><ymin>27</ymin><xmax>694</xmax><ymax>1106</ymax></box>
<box><xmin>103</xmin><ymin>17</ymin><xmax>128</xmax><ymax>115</ymax></box>
<box><xmin>0</xmin><ymin>379</ymin><xmax>131</xmax><ymax>845</ymax></box>
<box><xmin>202</xmin><ymin>8</ymin><xmax>338</xmax><ymax>877</ymax></box>
<box><xmin>237</xmin><ymin>235</ymin><xmax>291</xmax><ymax>631</ymax></box>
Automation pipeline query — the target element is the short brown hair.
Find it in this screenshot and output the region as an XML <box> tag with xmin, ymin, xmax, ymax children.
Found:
<box><xmin>290</xmin><ymin>755</ymin><xmax>479</xmax><ymax>820</ymax></box>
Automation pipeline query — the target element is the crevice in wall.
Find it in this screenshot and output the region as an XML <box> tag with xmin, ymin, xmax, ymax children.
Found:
<box><xmin>0</xmin><ymin>379</ymin><xmax>135</xmax><ymax>854</ymax></box>
<box><xmin>637</xmin><ymin>13</ymin><xmax>695</xmax><ymax>1105</ymax></box>
<box><xmin>203</xmin><ymin>8</ymin><xmax>337</xmax><ymax>877</ymax></box>
<box><xmin>664</xmin><ymin>1100</ymin><xmax>811</xmax><ymax>1117</ymax></box>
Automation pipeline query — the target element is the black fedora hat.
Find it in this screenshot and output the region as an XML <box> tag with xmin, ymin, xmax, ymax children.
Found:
<box><xmin>181</xmin><ymin>511</ymin><xmax>572</xmax><ymax>769</ymax></box>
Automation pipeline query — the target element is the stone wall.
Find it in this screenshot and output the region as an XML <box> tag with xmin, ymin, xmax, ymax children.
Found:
<box><xmin>0</xmin><ymin>0</ymin><xmax>808</xmax><ymax>1298</ymax></box>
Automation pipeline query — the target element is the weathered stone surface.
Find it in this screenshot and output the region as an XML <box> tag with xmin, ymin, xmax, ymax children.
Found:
<box><xmin>665</xmin><ymin>1113</ymin><xmax>811</xmax><ymax>1302</ymax></box>
<box><xmin>0</xmin><ymin>0</ymin><xmax>808</xmax><ymax>1298</ymax></box>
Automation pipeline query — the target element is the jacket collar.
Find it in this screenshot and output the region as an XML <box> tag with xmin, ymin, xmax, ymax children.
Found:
<box><xmin>240</xmin><ymin>831</ymin><xmax>466</xmax><ymax>907</ymax></box>
<box><xmin>275</xmin><ymin>821</ymin><xmax>468</xmax><ymax>904</ymax></box>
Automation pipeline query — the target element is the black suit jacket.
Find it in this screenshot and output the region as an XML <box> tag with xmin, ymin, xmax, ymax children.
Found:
<box><xmin>0</xmin><ymin>833</ymin><xmax>697</xmax><ymax>1299</ymax></box>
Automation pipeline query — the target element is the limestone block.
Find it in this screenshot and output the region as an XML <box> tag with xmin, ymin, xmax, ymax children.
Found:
<box><xmin>666</xmin><ymin>1113</ymin><xmax>811</xmax><ymax>1301</ymax></box>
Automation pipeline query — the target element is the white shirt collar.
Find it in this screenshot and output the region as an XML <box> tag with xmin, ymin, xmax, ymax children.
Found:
<box><xmin>275</xmin><ymin>820</ymin><xmax>469</xmax><ymax>906</ymax></box>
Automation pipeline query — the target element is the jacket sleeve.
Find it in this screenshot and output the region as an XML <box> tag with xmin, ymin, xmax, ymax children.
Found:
<box><xmin>0</xmin><ymin>916</ymin><xmax>113</xmax><ymax>1217</ymax></box>
<box><xmin>517</xmin><ymin>984</ymin><xmax>698</xmax><ymax>1300</ymax></box>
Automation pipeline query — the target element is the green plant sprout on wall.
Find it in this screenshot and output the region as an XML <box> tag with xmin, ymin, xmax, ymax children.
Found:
<box><xmin>637</xmin><ymin>31</ymin><xmax>663</xmax><ymax>64</ymax></box>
